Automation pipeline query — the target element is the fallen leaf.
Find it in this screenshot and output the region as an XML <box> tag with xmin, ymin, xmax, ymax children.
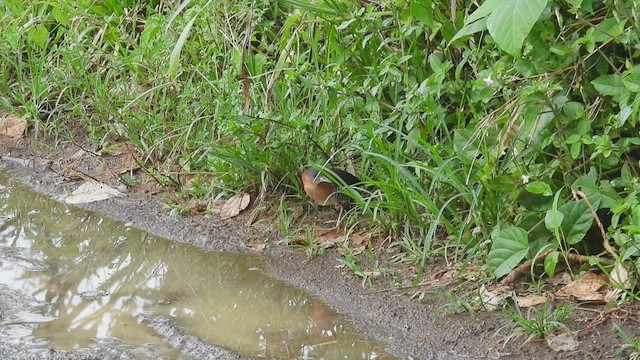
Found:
<box><xmin>479</xmin><ymin>284</ymin><xmax>506</xmax><ymax>311</ymax></box>
<box><xmin>605</xmin><ymin>261</ymin><xmax>630</xmax><ymax>302</ymax></box>
<box><xmin>0</xmin><ymin>115</ymin><xmax>27</xmax><ymax>138</ymax></box>
<box><xmin>546</xmin><ymin>333</ymin><xmax>579</xmax><ymax>352</ymax></box>
<box><xmin>515</xmin><ymin>295</ymin><xmax>548</xmax><ymax>308</ymax></box>
<box><xmin>315</xmin><ymin>229</ymin><xmax>347</xmax><ymax>248</ymax></box>
<box><xmin>349</xmin><ymin>230</ymin><xmax>372</xmax><ymax>247</ymax></box>
<box><xmin>555</xmin><ymin>272</ymin><xmax>608</xmax><ymax>303</ymax></box>
<box><xmin>65</xmin><ymin>181</ymin><xmax>124</xmax><ymax>204</ymax></box>
<box><xmin>220</xmin><ymin>193</ymin><xmax>251</xmax><ymax>220</ymax></box>
<box><xmin>609</xmin><ymin>261</ymin><xmax>630</xmax><ymax>288</ymax></box>
<box><xmin>548</xmin><ymin>271</ymin><xmax>573</xmax><ymax>286</ymax></box>
<box><xmin>252</xmin><ymin>243</ymin><xmax>266</xmax><ymax>251</ymax></box>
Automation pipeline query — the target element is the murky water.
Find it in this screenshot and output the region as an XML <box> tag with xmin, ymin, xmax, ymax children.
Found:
<box><xmin>0</xmin><ymin>173</ymin><xmax>395</xmax><ymax>359</ymax></box>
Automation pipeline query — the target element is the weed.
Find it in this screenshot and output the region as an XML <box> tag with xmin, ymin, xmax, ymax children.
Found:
<box><xmin>506</xmin><ymin>303</ymin><xmax>571</xmax><ymax>341</ymax></box>
<box><xmin>613</xmin><ymin>322</ymin><xmax>640</xmax><ymax>360</ymax></box>
<box><xmin>429</xmin><ymin>291</ymin><xmax>476</xmax><ymax>316</ymax></box>
<box><xmin>338</xmin><ymin>244</ymin><xmax>372</xmax><ymax>288</ymax></box>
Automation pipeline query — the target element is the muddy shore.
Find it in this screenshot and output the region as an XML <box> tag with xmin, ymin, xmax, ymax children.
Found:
<box><xmin>0</xmin><ymin>141</ymin><xmax>634</xmax><ymax>360</ymax></box>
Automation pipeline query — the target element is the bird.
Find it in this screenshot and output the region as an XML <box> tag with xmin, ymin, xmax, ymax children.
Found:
<box><xmin>301</xmin><ymin>167</ymin><xmax>361</xmax><ymax>206</ymax></box>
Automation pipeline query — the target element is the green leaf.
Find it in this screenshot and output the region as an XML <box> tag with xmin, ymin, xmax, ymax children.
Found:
<box><xmin>526</xmin><ymin>181</ymin><xmax>552</xmax><ymax>196</ymax></box>
<box><xmin>169</xmin><ymin>12</ymin><xmax>198</xmax><ymax>80</ymax></box>
<box><xmin>52</xmin><ymin>6</ymin><xmax>70</xmax><ymax>26</ymax></box>
<box><xmin>486</xmin><ymin>0</ymin><xmax>548</xmax><ymax>57</ymax></box>
<box><xmin>453</xmin><ymin>129</ymin><xmax>479</xmax><ymax>162</ymax></box>
<box><xmin>622</xmin><ymin>72</ymin><xmax>640</xmax><ymax>93</ymax></box>
<box><xmin>411</xmin><ymin>0</ymin><xmax>434</xmax><ymax>27</ymax></box>
<box><xmin>278</xmin><ymin>0</ymin><xmax>339</xmax><ymax>15</ymax></box>
<box><xmin>486</xmin><ymin>227</ymin><xmax>529</xmax><ymax>278</ymax></box>
<box><xmin>571</xmin><ymin>168</ymin><xmax>619</xmax><ymax>209</ymax></box>
<box><xmin>27</xmin><ymin>24</ymin><xmax>49</xmax><ymax>49</ymax></box>
<box><xmin>466</xmin><ymin>0</ymin><xmax>506</xmax><ymax>24</ymax></box>
<box><xmin>544</xmin><ymin>251</ymin><xmax>560</xmax><ymax>277</ymax></box>
<box><xmin>570</xmin><ymin>141</ymin><xmax>581</xmax><ymax>159</ymax></box>
<box><xmin>545</xmin><ymin>209</ymin><xmax>564</xmax><ymax>230</ymax></box>
<box><xmin>558</xmin><ymin>200</ymin><xmax>593</xmax><ymax>244</ymax></box>
<box><xmin>591</xmin><ymin>75</ymin><xmax>626</xmax><ymax>97</ymax></box>
<box><xmin>450</xmin><ymin>18</ymin><xmax>487</xmax><ymax>44</ymax></box>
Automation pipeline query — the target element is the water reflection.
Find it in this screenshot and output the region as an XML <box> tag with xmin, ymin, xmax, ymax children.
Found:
<box><xmin>0</xmin><ymin>174</ymin><xmax>395</xmax><ymax>359</ymax></box>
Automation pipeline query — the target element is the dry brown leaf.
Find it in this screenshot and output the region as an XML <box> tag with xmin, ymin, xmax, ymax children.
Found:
<box><xmin>479</xmin><ymin>284</ymin><xmax>506</xmax><ymax>311</ymax></box>
<box><xmin>0</xmin><ymin>115</ymin><xmax>27</xmax><ymax>138</ymax></box>
<box><xmin>548</xmin><ymin>271</ymin><xmax>573</xmax><ymax>287</ymax></box>
<box><xmin>555</xmin><ymin>272</ymin><xmax>608</xmax><ymax>303</ymax></box>
<box><xmin>220</xmin><ymin>193</ymin><xmax>251</xmax><ymax>220</ymax></box>
<box><xmin>546</xmin><ymin>333</ymin><xmax>579</xmax><ymax>352</ymax></box>
<box><xmin>349</xmin><ymin>230</ymin><xmax>372</xmax><ymax>247</ymax></box>
<box><xmin>609</xmin><ymin>261</ymin><xmax>630</xmax><ymax>288</ymax></box>
<box><xmin>108</xmin><ymin>143</ymin><xmax>136</xmax><ymax>156</ymax></box>
<box><xmin>515</xmin><ymin>295</ymin><xmax>548</xmax><ymax>308</ymax></box>
<box><xmin>315</xmin><ymin>229</ymin><xmax>347</xmax><ymax>248</ymax></box>
<box><xmin>605</xmin><ymin>261</ymin><xmax>630</xmax><ymax>302</ymax></box>
<box><xmin>65</xmin><ymin>181</ymin><xmax>124</xmax><ymax>204</ymax></box>
<box><xmin>252</xmin><ymin>243</ymin><xmax>266</xmax><ymax>251</ymax></box>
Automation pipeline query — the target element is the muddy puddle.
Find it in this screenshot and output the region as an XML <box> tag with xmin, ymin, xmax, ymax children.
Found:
<box><xmin>0</xmin><ymin>173</ymin><xmax>396</xmax><ymax>359</ymax></box>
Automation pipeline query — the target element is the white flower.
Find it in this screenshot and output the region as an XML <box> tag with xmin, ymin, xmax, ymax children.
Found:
<box><xmin>483</xmin><ymin>75</ymin><xmax>494</xmax><ymax>86</ymax></box>
<box><xmin>521</xmin><ymin>174</ymin><xmax>530</xmax><ymax>184</ymax></box>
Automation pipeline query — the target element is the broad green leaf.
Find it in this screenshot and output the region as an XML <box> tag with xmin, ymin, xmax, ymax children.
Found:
<box><xmin>52</xmin><ymin>6</ymin><xmax>70</xmax><ymax>26</ymax></box>
<box><xmin>140</xmin><ymin>15</ymin><xmax>162</xmax><ymax>47</ymax></box>
<box><xmin>566</xmin><ymin>0</ymin><xmax>583</xmax><ymax>8</ymax></box>
<box><xmin>571</xmin><ymin>168</ymin><xmax>619</xmax><ymax>209</ymax></box>
<box><xmin>27</xmin><ymin>24</ymin><xmax>49</xmax><ymax>49</ymax></box>
<box><xmin>622</xmin><ymin>72</ymin><xmax>640</xmax><ymax>93</ymax></box>
<box><xmin>411</xmin><ymin>0</ymin><xmax>434</xmax><ymax>27</ymax></box>
<box><xmin>591</xmin><ymin>18</ymin><xmax>626</xmax><ymax>43</ymax></box>
<box><xmin>453</xmin><ymin>129</ymin><xmax>479</xmax><ymax>162</ymax></box>
<box><xmin>526</xmin><ymin>181</ymin><xmax>552</xmax><ymax>196</ymax></box>
<box><xmin>570</xmin><ymin>142</ymin><xmax>581</xmax><ymax>159</ymax></box>
<box><xmin>545</xmin><ymin>209</ymin><xmax>564</xmax><ymax>230</ymax></box>
<box><xmin>559</xmin><ymin>200</ymin><xmax>593</xmax><ymax>244</ymax></box>
<box><xmin>486</xmin><ymin>0</ymin><xmax>548</xmax><ymax>57</ymax></box>
<box><xmin>619</xmin><ymin>106</ymin><xmax>633</xmax><ymax>126</ymax></box>
<box><xmin>466</xmin><ymin>0</ymin><xmax>506</xmax><ymax>24</ymax></box>
<box><xmin>486</xmin><ymin>226</ymin><xmax>529</xmax><ymax>278</ymax></box>
<box><xmin>621</xmin><ymin>164</ymin><xmax>632</xmax><ymax>183</ymax></box>
<box><xmin>591</xmin><ymin>75</ymin><xmax>626</xmax><ymax>97</ymax></box>
<box><xmin>450</xmin><ymin>18</ymin><xmax>487</xmax><ymax>44</ymax></box>
<box><xmin>544</xmin><ymin>251</ymin><xmax>560</xmax><ymax>277</ymax></box>
<box><xmin>599</xmin><ymin>180</ymin><xmax>622</xmax><ymax>208</ymax></box>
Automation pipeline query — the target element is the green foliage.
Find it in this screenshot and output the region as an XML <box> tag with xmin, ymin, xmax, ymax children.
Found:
<box><xmin>2</xmin><ymin>0</ymin><xmax>640</xmax><ymax>285</ymax></box>
<box><xmin>507</xmin><ymin>302</ymin><xmax>571</xmax><ymax>340</ymax></box>
<box><xmin>614</xmin><ymin>322</ymin><xmax>640</xmax><ymax>360</ymax></box>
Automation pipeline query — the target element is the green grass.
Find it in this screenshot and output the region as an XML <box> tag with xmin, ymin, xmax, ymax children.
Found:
<box><xmin>614</xmin><ymin>322</ymin><xmax>640</xmax><ymax>360</ymax></box>
<box><xmin>1</xmin><ymin>0</ymin><xmax>640</xmax><ymax>290</ymax></box>
<box><xmin>506</xmin><ymin>303</ymin><xmax>571</xmax><ymax>341</ymax></box>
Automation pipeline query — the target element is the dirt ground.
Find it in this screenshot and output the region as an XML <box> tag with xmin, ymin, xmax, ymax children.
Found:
<box><xmin>1</xmin><ymin>131</ymin><xmax>639</xmax><ymax>360</ymax></box>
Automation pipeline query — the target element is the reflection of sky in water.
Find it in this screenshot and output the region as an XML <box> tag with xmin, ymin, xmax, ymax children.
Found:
<box><xmin>0</xmin><ymin>174</ymin><xmax>395</xmax><ymax>359</ymax></box>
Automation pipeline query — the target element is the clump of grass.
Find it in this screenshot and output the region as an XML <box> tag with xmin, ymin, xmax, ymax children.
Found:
<box><xmin>506</xmin><ymin>303</ymin><xmax>571</xmax><ymax>341</ymax></box>
<box><xmin>613</xmin><ymin>323</ymin><xmax>640</xmax><ymax>360</ymax></box>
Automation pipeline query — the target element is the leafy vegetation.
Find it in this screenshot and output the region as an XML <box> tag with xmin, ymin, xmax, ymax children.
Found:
<box><xmin>507</xmin><ymin>302</ymin><xmax>571</xmax><ymax>340</ymax></box>
<box><xmin>614</xmin><ymin>322</ymin><xmax>640</xmax><ymax>360</ymax></box>
<box><xmin>1</xmin><ymin>0</ymin><xmax>640</xmax><ymax>288</ymax></box>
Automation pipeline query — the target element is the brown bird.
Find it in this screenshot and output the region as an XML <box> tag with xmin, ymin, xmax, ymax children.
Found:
<box><xmin>301</xmin><ymin>167</ymin><xmax>361</xmax><ymax>206</ymax></box>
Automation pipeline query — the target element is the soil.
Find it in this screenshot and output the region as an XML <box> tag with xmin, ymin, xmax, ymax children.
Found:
<box><xmin>0</xmin><ymin>131</ymin><xmax>638</xmax><ymax>360</ymax></box>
